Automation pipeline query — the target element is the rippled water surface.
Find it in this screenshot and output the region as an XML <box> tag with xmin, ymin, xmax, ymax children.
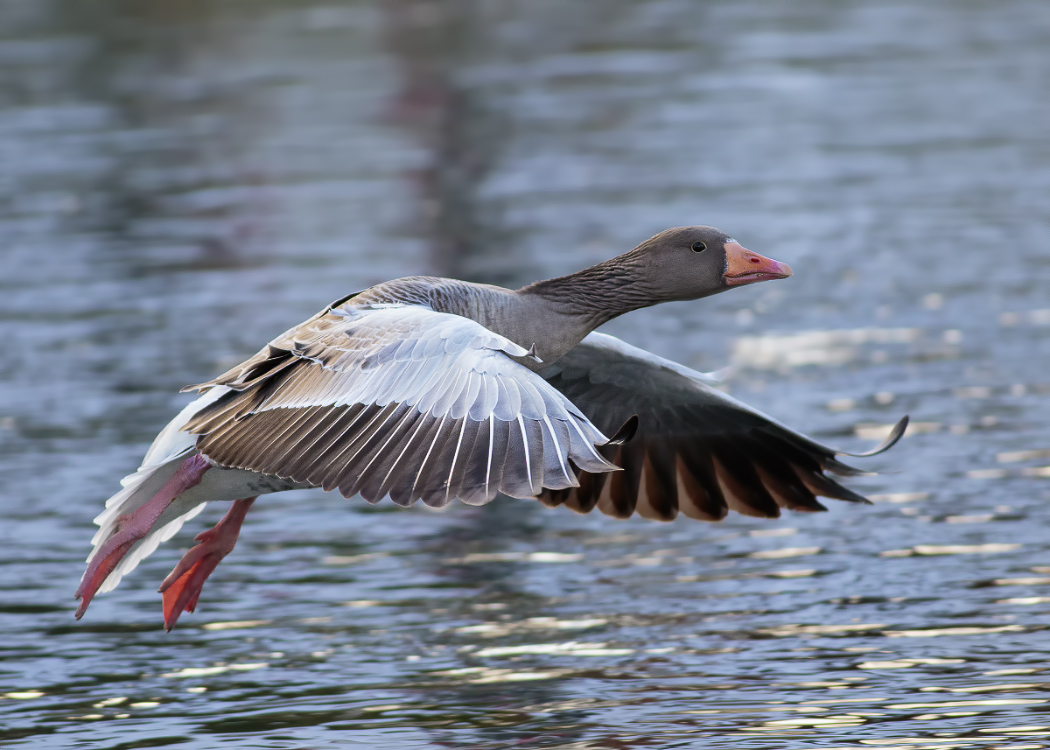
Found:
<box><xmin>3</xmin><ymin>1</ymin><xmax>1050</xmax><ymax>748</ymax></box>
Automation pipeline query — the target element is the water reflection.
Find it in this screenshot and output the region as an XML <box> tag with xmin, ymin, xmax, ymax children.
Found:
<box><xmin>3</xmin><ymin>0</ymin><xmax>1050</xmax><ymax>747</ymax></box>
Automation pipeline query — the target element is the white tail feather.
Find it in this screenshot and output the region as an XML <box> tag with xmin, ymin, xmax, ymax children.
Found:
<box><xmin>87</xmin><ymin>388</ymin><xmax>230</xmax><ymax>591</ymax></box>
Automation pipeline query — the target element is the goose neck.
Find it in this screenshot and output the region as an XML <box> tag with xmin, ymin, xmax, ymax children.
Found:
<box><xmin>517</xmin><ymin>256</ymin><xmax>657</xmax><ymax>329</ymax></box>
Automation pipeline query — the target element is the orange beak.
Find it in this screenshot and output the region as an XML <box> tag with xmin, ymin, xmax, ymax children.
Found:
<box><xmin>723</xmin><ymin>242</ymin><xmax>793</xmax><ymax>287</ymax></box>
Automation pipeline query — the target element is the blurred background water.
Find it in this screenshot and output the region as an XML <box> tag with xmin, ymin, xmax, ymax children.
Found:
<box><xmin>2</xmin><ymin>0</ymin><xmax>1050</xmax><ymax>748</ymax></box>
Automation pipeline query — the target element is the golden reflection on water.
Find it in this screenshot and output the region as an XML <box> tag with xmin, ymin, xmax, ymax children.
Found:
<box><xmin>731</xmin><ymin>328</ymin><xmax>922</xmax><ymax>370</ymax></box>
<box><xmin>871</xmin><ymin>492</ymin><xmax>932</xmax><ymax>504</ymax></box>
<box><xmin>887</xmin><ymin>699</ymin><xmax>1047</xmax><ymax>709</ymax></box>
<box><xmin>998</xmin><ymin>450</ymin><xmax>1050</xmax><ymax>463</ymax></box>
<box><xmin>882</xmin><ymin>544</ymin><xmax>1020</xmax><ymax>558</ymax></box>
<box><xmin>968</xmin><ymin>468</ymin><xmax>1011</xmax><ymax>479</ymax></box>
<box><xmin>160</xmin><ymin>662</ymin><xmax>268</xmax><ymax>679</ymax></box>
<box><xmin>200</xmin><ymin>619</ymin><xmax>270</xmax><ymax>630</ymax></box>
<box><xmin>986</xmin><ymin>670</ymin><xmax>1045</xmax><ymax>676</ymax></box>
<box><xmin>443</xmin><ymin>551</ymin><xmax>583</xmax><ymax>564</ymax></box>
<box><xmin>913</xmin><ymin>544</ymin><xmax>1021</xmax><ymax>555</ymax></box>
<box><xmin>93</xmin><ymin>697</ymin><xmax>127</xmax><ymax>707</ymax></box>
<box><xmin>884</xmin><ymin>626</ymin><xmax>1025</xmax><ymax>638</ymax></box>
<box><xmin>454</xmin><ymin>616</ymin><xmax>608</xmax><ymax>637</ymax></box>
<box><xmin>758</xmin><ymin>623</ymin><xmax>888</xmax><ymax>636</ymax></box>
<box><xmin>432</xmin><ymin>666</ymin><xmax>573</xmax><ymax>684</ymax></box>
<box><xmin>949</xmin><ymin>684</ymin><xmax>1046</xmax><ymax>693</ymax></box>
<box><xmin>342</xmin><ymin>599</ymin><xmax>384</xmax><ymax>607</ymax></box>
<box><xmin>749</xmin><ymin>545</ymin><xmax>821</xmax><ymax>559</ymax></box>
<box><xmin>859</xmin><ymin>659</ymin><xmax>965</xmax><ymax>670</ymax></box>
<box><xmin>3</xmin><ymin>691</ymin><xmax>45</xmax><ymax>700</ymax></box>
<box><xmin>944</xmin><ymin>514</ymin><xmax>997</xmax><ymax>523</ymax></box>
<box><xmin>473</xmin><ymin>641</ymin><xmax>634</xmax><ymax>657</ymax></box>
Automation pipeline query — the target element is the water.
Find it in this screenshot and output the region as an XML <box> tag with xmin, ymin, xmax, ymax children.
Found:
<box><xmin>2</xmin><ymin>0</ymin><xmax>1050</xmax><ymax>747</ymax></box>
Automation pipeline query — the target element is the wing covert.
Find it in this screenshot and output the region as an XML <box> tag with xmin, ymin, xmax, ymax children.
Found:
<box><xmin>185</xmin><ymin>305</ymin><xmax>618</xmax><ymax>507</ymax></box>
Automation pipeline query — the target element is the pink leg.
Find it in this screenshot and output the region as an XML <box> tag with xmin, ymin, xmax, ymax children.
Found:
<box><xmin>158</xmin><ymin>496</ymin><xmax>256</xmax><ymax>631</ymax></box>
<box><xmin>75</xmin><ymin>453</ymin><xmax>211</xmax><ymax>620</ymax></box>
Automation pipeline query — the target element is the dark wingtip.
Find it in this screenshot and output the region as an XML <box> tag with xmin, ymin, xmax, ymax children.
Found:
<box><xmin>824</xmin><ymin>476</ymin><xmax>875</xmax><ymax>505</ymax></box>
<box><xmin>840</xmin><ymin>415</ymin><xmax>909</xmax><ymax>458</ymax></box>
<box><xmin>608</xmin><ymin>415</ymin><xmax>639</xmax><ymax>445</ymax></box>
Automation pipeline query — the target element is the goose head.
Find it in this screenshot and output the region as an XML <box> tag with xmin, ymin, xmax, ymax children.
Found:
<box><xmin>628</xmin><ymin>226</ymin><xmax>793</xmax><ymax>302</ymax></box>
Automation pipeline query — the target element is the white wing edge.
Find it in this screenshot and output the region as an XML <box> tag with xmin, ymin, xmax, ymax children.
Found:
<box><xmin>583</xmin><ymin>332</ymin><xmax>723</xmax><ymax>384</ymax></box>
<box><xmin>581</xmin><ymin>332</ymin><xmax>807</xmax><ymax>432</ymax></box>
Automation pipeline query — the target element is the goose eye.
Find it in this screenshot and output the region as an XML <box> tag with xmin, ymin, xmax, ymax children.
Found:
<box><xmin>691</xmin><ymin>241</ymin><xmax>707</xmax><ymax>253</ymax></box>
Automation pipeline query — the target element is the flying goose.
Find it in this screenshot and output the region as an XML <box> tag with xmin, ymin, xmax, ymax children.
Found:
<box><xmin>75</xmin><ymin>226</ymin><xmax>907</xmax><ymax>630</ymax></box>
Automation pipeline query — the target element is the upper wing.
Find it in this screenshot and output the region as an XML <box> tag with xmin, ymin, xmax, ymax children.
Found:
<box><xmin>184</xmin><ymin>304</ymin><xmax>619</xmax><ymax>507</ymax></box>
<box><xmin>537</xmin><ymin>332</ymin><xmax>908</xmax><ymax>521</ymax></box>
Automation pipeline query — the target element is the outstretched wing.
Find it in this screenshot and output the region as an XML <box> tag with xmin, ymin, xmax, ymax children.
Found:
<box><xmin>184</xmin><ymin>304</ymin><xmax>618</xmax><ymax>507</ymax></box>
<box><xmin>537</xmin><ymin>333</ymin><xmax>907</xmax><ymax>521</ymax></box>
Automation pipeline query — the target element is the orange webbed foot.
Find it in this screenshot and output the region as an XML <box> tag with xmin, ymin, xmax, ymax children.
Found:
<box><xmin>158</xmin><ymin>497</ymin><xmax>255</xmax><ymax>631</ymax></box>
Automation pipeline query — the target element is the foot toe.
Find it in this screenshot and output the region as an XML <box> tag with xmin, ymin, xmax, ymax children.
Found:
<box><xmin>161</xmin><ymin>555</ymin><xmax>222</xmax><ymax>631</ymax></box>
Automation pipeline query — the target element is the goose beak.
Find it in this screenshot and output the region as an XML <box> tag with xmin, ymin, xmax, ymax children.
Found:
<box><xmin>723</xmin><ymin>242</ymin><xmax>793</xmax><ymax>287</ymax></box>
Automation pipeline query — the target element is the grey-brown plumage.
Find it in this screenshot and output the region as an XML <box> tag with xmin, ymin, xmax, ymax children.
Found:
<box><xmin>80</xmin><ymin>226</ymin><xmax>907</xmax><ymax>620</ymax></box>
<box><xmin>177</xmin><ymin>225</ymin><xmax>903</xmax><ymax>516</ymax></box>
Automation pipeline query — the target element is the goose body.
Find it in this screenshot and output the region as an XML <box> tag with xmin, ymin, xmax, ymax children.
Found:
<box><xmin>77</xmin><ymin>227</ymin><xmax>906</xmax><ymax>629</ymax></box>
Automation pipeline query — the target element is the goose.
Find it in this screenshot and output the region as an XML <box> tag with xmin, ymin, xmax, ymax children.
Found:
<box><xmin>76</xmin><ymin>226</ymin><xmax>907</xmax><ymax>630</ymax></box>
